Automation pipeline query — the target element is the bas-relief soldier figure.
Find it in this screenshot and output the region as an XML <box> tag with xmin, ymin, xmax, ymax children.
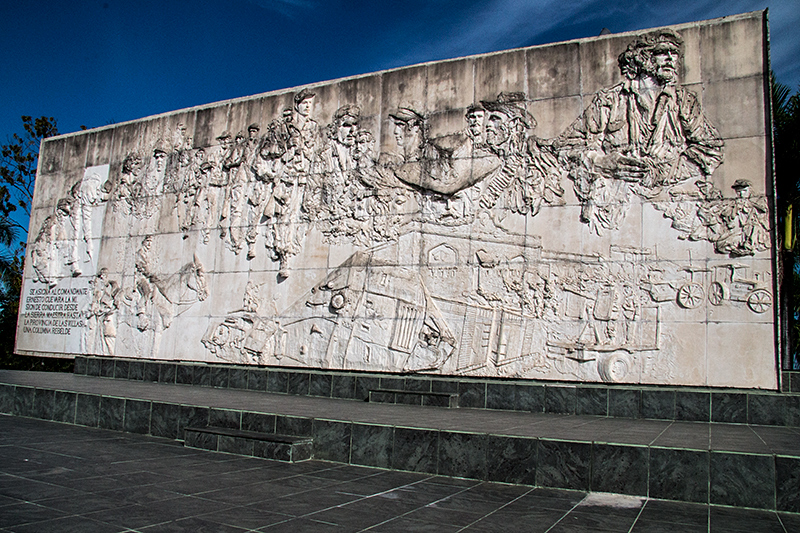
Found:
<box><xmin>656</xmin><ymin>177</ymin><xmax>770</xmax><ymax>257</ymax></box>
<box><xmin>260</xmin><ymin>109</ymin><xmax>311</xmax><ymax>277</ymax></box>
<box><xmin>317</xmin><ymin>105</ymin><xmax>373</xmax><ymax>240</ymax></box>
<box><xmin>164</xmin><ymin>124</ymin><xmax>192</xmax><ymax>196</ymax></box>
<box><xmin>30</xmin><ymin>198</ymin><xmax>79</xmax><ymax>288</ymax></box>
<box><xmin>289</xmin><ymin>89</ymin><xmax>321</xmax><ymax>175</ymax></box>
<box><xmin>715</xmin><ymin>179</ymin><xmax>770</xmax><ymax>256</ymax></box>
<box><xmin>224</xmin><ymin>131</ymin><xmax>251</xmax><ymax>253</ymax></box>
<box><xmin>105</xmin><ymin>151</ymin><xmax>143</xmax><ymax>215</ymax></box>
<box><xmin>176</xmin><ymin>148</ymin><xmax>207</xmax><ymax>235</ymax></box>
<box><xmin>85</xmin><ymin>267</ymin><xmax>120</xmax><ymax>355</ymax></box>
<box><xmin>133</xmin><ymin>235</ymin><xmax>159</xmax><ymax>331</ymax></box>
<box><xmin>201</xmin><ymin>130</ymin><xmax>233</xmax><ymax>244</ymax></box>
<box><xmin>479</xmin><ymin>92</ymin><xmax>564</xmax><ymax>216</ymax></box>
<box><xmin>69</xmin><ymin>169</ymin><xmax>107</xmax><ymax>265</ymax></box>
<box><xmin>556</xmin><ymin>29</ymin><xmax>724</xmax><ymax>234</ymax></box>
<box><xmin>133</xmin><ymin>140</ymin><xmax>169</xmax><ymax>220</ymax></box>
<box><xmin>248</xmin><ymin>124</ymin><xmax>285</xmax><ymax>260</ymax></box>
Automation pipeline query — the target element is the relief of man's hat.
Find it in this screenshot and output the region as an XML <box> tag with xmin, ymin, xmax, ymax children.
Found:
<box><xmin>732</xmin><ymin>179</ymin><xmax>752</xmax><ymax>190</ymax></box>
<box><xmin>388</xmin><ymin>107</ymin><xmax>425</xmax><ymax>124</ymax></box>
<box><xmin>480</xmin><ymin>92</ymin><xmax>536</xmax><ymax>129</ymax></box>
<box><xmin>247</xmin><ymin>122</ymin><xmax>260</xmax><ymax>132</ymax></box>
<box><xmin>333</xmin><ymin>104</ymin><xmax>361</xmax><ymax>122</ymax></box>
<box><xmin>216</xmin><ymin>130</ymin><xmax>232</xmax><ymax>141</ymax></box>
<box><xmin>294</xmin><ymin>88</ymin><xmax>316</xmax><ymax>104</ymax></box>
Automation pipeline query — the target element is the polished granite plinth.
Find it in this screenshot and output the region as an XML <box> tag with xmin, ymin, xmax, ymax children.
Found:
<box><xmin>2</xmin><ymin>369</ymin><xmax>799</xmax><ymax>513</ymax></box>
<box><xmin>75</xmin><ymin>356</ymin><xmax>800</xmax><ymax>427</ymax></box>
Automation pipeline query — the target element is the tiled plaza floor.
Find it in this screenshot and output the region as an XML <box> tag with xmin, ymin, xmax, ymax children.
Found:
<box><xmin>0</xmin><ymin>415</ymin><xmax>797</xmax><ymax>532</ymax></box>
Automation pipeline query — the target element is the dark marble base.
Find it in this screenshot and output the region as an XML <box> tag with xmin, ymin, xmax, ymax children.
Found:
<box><xmin>183</xmin><ymin>426</ymin><xmax>313</xmax><ymax>462</ymax></box>
<box><xmin>2</xmin><ymin>377</ymin><xmax>798</xmax><ymax>512</ymax></box>
<box><xmin>368</xmin><ymin>389</ymin><xmax>459</xmax><ymax>408</ymax></box>
<box><xmin>73</xmin><ymin>356</ymin><xmax>800</xmax><ymax>429</ymax></box>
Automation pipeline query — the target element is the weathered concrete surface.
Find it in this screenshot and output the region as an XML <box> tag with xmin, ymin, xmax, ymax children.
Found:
<box><xmin>17</xmin><ymin>11</ymin><xmax>776</xmax><ymax>389</ymax></box>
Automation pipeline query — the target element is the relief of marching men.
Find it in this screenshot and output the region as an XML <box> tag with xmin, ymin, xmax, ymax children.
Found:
<box><xmin>28</xmin><ymin>28</ymin><xmax>773</xmax><ymax>370</ymax></box>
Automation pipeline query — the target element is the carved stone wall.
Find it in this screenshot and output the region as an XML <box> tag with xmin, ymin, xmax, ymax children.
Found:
<box><xmin>16</xmin><ymin>12</ymin><xmax>776</xmax><ymax>389</ymax></box>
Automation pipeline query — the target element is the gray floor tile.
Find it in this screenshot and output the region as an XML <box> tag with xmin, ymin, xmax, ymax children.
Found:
<box><xmin>2</xmin><ymin>375</ymin><xmax>799</xmax><ymax>532</ymax></box>
<box><xmin>4</xmin><ymin>515</ymin><xmax>126</xmax><ymax>533</ymax></box>
<box><xmin>0</xmin><ymin>501</ymin><xmax>67</xmax><ymax>529</ymax></box>
<box><xmin>709</xmin><ymin>506</ymin><xmax>786</xmax><ymax>532</ymax></box>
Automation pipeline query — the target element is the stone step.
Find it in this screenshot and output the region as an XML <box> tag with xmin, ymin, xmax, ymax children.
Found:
<box><xmin>73</xmin><ymin>356</ymin><xmax>800</xmax><ymax>428</ymax></box>
<box><xmin>184</xmin><ymin>426</ymin><xmax>313</xmax><ymax>462</ymax></box>
<box><xmin>3</xmin><ymin>370</ymin><xmax>800</xmax><ymax>513</ymax></box>
<box><xmin>368</xmin><ymin>388</ymin><xmax>459</xmax><ymax>408</ymax></box>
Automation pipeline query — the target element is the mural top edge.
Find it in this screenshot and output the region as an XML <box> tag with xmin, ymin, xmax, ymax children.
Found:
<box><xmin>40</xmin><ymin>10</ymin><xmax>766</xmax><ymax>143</ymax></box>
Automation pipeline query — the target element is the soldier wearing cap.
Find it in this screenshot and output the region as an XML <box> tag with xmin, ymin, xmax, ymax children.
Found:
<box><xmin>388</xmin><ymin>107</ymin><xmax>427</xmax><ymax>163</ymax></box>
<box><xmin>716</xmin><ymin>179</ymin><xmax>770</xmax><ymax>256</ymax></box>
<box><xmin>481</xmin><ymin>92</ymin><xmax>533</xmax><ymax>158</ymax></box>
<box><xmin>478</xmin><ymin>93</ymin><xmax>536</xmax><ymax>211</ymax></box>
<box><xmin>152</xmin><ymin>139</ymin><xmax>169</xmax><ymax>175</ymax></box>
<box><xmin>246</xmin><ymin>123</ymin><xmax>261</xmax><ymax>163</ymax></box>
<box><xmin>322</xmin><ymin>104</ymin><xmax>361</xmax><ymax>174</ymax></box>
<box><xmin>289</xmin><ymin>89</ymin><xmax>321</xmax><ymax>174</ymax></box>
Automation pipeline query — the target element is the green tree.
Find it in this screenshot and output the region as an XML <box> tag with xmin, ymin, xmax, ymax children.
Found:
<box><xmin>0</xmin><ymin>116</ymin><xmax>59</xmax><ymax>241</ymax></box>
<box><xmin>0</xmin><ymin>116</ymin><xmax>71</xmax><ymax>371</ymax></box>
<box><xmin>773</xmin><ymin>75</ymin><xmax>800</xmax><ymax>369</ymax></box>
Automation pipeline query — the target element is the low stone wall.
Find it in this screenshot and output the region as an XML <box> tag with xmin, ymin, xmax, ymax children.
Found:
<box><xmin>74</xmin><ymin>356</ymin><xmax>800</xmax><ymax>427</ymax></box>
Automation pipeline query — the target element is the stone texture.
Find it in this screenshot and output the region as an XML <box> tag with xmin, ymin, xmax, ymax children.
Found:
<box><xmin>15</xmin><ymin>13</ymin><xmax>776</xmax><ymax>392</ymax></box>
<box><xmin>536</xmin><ymin>439</ymin><xmax>591</xmax><ymax>490</ymax></box>
<box><xmin>710</xmin><ymin>452</ymin><xmax>774</xmax><ymax>509</ymax></box>
<box><xmin>649</xmin><ymin>448</ymin><xmax>709</xmax><ymax>503</ymax></box>
<box><xmin>591</xmin><ymin>444</ymin><xmax>648</xmax><ymax>496</ymax></box>
<box><xmin>392</xmin><ymin>427</ymin><xmax>439</xmax><ymax>474</ymax></box>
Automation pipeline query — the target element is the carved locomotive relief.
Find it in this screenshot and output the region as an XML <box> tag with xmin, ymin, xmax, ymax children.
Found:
<box><xmin>18</xmin><ymin>15</ymin><xmax>776</xmax><ymax>388</ymax></box>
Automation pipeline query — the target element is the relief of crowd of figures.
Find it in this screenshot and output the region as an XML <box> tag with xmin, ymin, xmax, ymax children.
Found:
<box><xmin>27</xmin><ymin>30</ymin><xmax>773</xmax><ymax>382</ymax></box>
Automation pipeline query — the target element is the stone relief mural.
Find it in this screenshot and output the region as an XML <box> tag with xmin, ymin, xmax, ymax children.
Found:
<box><xmin>17</xmin><ymin>14</ymin><xmax>776</xmax><ymax>388</ymax></box>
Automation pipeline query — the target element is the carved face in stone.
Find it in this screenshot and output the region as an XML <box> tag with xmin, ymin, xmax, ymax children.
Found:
<box><xmin>122</xmin><ymin>154</ymin><xmax>142</xmax><ymax>178</ymax></box>
<box><xmin>651</xmin><ymin>44</ymin><xmax>680</xmax><ymax>84</ymax></box>
<box><xmin>153</xmin><ymin>151</ymin><xmax>167</xmax><ymax>173</ymax></box>
<box><xmin>466</xmin><ymin>109</ymin><xmax>485</xmax><ymax>141</ymax></box>
<box><xmin>336</xmin><ymin>115</ymin><xmax>359</xmax><ymax>147</ymax></box>
<box><xmin>353</xmin><ymin>131</ymin><xmax>375</xmax><ymax>164</ymax></box>
<box><xmin>734</xmin><ymin>183</ymin><xmax>752</xmax><ymax>199</ymax></box>
<box><xmin>56</xmin><ymin>198</ymin><xmax>73</xmax><ymax>217</ymax></box>
<box><xmin>393</xmin><ymin>120</ymin><xmax>420</xmax><ymax>151</ymax></box>
<box><xmin>295</xmin><ymin>95</ymin><xmax>314</xmax><ymax>118</ymax></box>
<box><xmin>485</xmin><ymin>111</ymin><xmax>510</xmax><ymax>147</ymax></box>
<box><xmin>194</xmin><ymin>149</ymin><xmax>205</xmax><ymax>166</ymax></box>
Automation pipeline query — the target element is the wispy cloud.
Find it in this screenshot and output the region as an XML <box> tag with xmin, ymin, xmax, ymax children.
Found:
<box><xmin>380</xmin><ymin>0</ymin><xmax>799</xmax><ymax>88</ymax></box>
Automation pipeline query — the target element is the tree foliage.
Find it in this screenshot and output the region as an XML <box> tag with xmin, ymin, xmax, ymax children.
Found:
<box><xmin>0</xmin><ymin>115</ymin><xmax>58</xmax><ymax>240</ymax></box>
<box><xmin>0</xmin><ymin>116</ymin><xmax>71</xmax><ymax>371</ymax></box>
<box><xmin>772</xmin><ymin>74</ymin><xmax>800</xmax><ymax>368</ymax></box>
<box><xmin>773</xmin><ymin>75</ymin><xmax>800</xmax><ymax>201</ymax></box>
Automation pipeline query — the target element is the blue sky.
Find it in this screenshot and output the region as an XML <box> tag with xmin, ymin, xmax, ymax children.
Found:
<box><xmin>1</xmin><ymin>0</ymin><xmax>798</xmax><ymax>139</ymax></box>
